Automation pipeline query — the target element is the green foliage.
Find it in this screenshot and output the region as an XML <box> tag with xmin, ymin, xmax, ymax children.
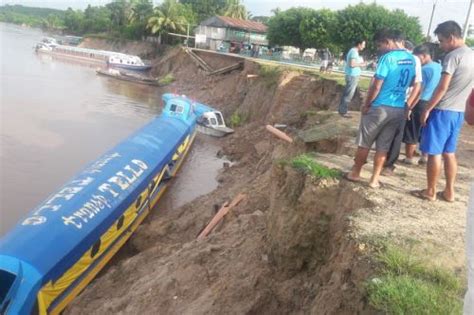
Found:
<box><xmin>291</xmin><ymin>154</ymin><xmax>342</xmax><ymax>179</ymax></box>
<box><xmin>258</xmin><ymin>64</ymin><xmax>282</xmax><ymax>87</ymax></box>
<box><xmin>229</xmin><ymin>111</ymin><xmax>247</xmax><ymax>127</ymax></box>
<box><xmin>367</xmin><ymin>243</ymin><xmax>463</xmax><ymax>314</ymax></box>
<box><xmin>299</xmin><ymin>9</ymin><xmax>337</xmax><ymax>50</ymax></box>
<box><xmin>335</xmin><ymin>3</ymin><xmax>423</xmax><ymax>56</ymax></box>
<box><xmin>0</xmin><ymin>4</ymin><xmax>65</xmax><ymax>28</ymax></box>
<box><xmin>222</xmin><ymin>0</ymin><xmax>248</xmax><ymax>20</ymax></box>
<box><xmin>158</xmin><ymin>73</ymin><xmax>175</xmax><ymax>85</ymax></box>
<box><xmin>267</xmin><ymin>7</ymin><xmax>313</xmax><ymax>52</ymax></box>
<box><xmin>180</xmin><ymin>0</ymin><xmax>227</xmax><ymax>23</ymax></box>
<box><xmin>147</xmin><ymin>0</ymin><xmax>189</xmax><ymax>35</ymax></box>
<box><xmin>466</xmin><ymin>37</ymin><xmax>474</xmax><ymax>47</ymax></box>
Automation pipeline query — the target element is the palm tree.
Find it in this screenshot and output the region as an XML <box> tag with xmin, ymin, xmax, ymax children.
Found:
<box><xmin>129</xmin><ymin>0</ymin><xmax>153</xmax><ymax>24</ymax></box>
<box><xmin>223</xmin><ymin>0</ymin><xmax>248</xmax><ymax>20</ymax></box>
<box><xmin>147</xmin><ymin>0</ymin><xmax>188</xmax><ymax>35</ymax></box>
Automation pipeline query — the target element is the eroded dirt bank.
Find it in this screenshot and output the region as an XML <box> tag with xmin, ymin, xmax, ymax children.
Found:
<box><xmin>66</xmin><ymin>43</ymin><xmax>472</xmax><ymax>314</ymax></box>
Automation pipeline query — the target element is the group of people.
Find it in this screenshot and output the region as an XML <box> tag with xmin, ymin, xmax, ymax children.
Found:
<box><xmin>339</xmin><ymin>20</ymin><xmax>473</xmax><ymax>203</ymax></box>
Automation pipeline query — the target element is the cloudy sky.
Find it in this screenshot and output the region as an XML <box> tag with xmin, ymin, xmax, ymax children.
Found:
<box><xmin>3</xmin><ymin>0</ymin><xmax>473</xmax><ymax>35</ymax></box>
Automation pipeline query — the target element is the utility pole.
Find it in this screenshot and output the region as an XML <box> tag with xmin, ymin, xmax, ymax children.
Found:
<box><xmin>463</xmin><ymin>0</ymin><xmax>473</xmax><ymax>40</ymax></box>
<box><xmin>186</xmin><ymin>23</ymin><xmax>190</xmax><ymax>47</ymax></box>
<box><xmin>426</xmin><ymin>0</ymin><xmax>438</xmax><ymax>40</ymax></box>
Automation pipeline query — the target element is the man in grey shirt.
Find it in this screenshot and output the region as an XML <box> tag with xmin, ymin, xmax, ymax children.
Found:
<box><xmin>412</xmin><ymin>21</ymin><xmax>474</xmax><ymax>202</ymax></box>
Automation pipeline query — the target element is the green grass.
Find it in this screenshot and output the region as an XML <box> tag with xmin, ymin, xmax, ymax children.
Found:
<box><xmin>229</xmin><ymin>111</ymin><xmax>247</xmax><ymax>127</ymax></box>
<box><xmin>367</xmin><ymin>243</ymin><xmax>463</xmax><ymax>314</ymax></box>
<box><xmin>158</xmin><ymin>73</ymin><xmax>175</xmax><ymax>86</ymax></box>
<box><xmin>258</xmin><ymin>64</ymin><xmax>283</xmax><ymax>87</ymax></box>
<box><xmin>291</xmin><ymin>154</ymin><xmax>342</xmax><ymax>179</ymax></box>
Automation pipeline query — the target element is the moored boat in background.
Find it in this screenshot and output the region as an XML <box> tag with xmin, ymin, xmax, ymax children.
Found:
<box><xmin>96</xmin><ymin>69</ymin><xmax>160</xmax><ymax>86</ymax></box>
<box><xmin>35</xmin><ymin>38</ymin><xmax>151</xmax><ymax>71</ymax></box>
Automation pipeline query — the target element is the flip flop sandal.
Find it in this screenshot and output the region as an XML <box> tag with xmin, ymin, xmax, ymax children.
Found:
<box><xmin>410</xmin><ymin>189</ymin><xmax>436</xmax><ymax>201</ymax></box>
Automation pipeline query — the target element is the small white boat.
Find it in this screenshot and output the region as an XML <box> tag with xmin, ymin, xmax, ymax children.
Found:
<box><xmin>107</xmin><ymin>55</ymin><xmax>152</xmax><ymax>71</ymax></box>
<box><xmin>197</xmin><ymin>111</ymin><xmax>234</xmax><ymax>137</ymax></box>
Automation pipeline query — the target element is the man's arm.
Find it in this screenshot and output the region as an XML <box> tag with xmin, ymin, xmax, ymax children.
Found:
<box><xmin>420</xmin><ymin>73</ymin><xmax>452</xmax><ymax>126</ymax></box>
<box><xmin>466</xmin><ymin>89</ymin><xmax>474</xmax><ymax>125</ymax></box>
<box><xmin>349</xmin><ymin>58</ymin><xmax>365</xmax><ymax>68</ymax></box>
<box><xmin>361</xmin><ymin>78</ymin><xmax>383</xmax><ymax>114</ymax></box>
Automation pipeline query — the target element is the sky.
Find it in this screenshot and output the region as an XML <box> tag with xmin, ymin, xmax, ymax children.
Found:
<box><xmin>2</xmin><ymin>0</ymin><xmax>473</xmax><ymax>36</ymax></box>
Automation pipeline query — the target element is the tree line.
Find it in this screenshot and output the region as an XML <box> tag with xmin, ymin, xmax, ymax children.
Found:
<box><xmin>0</xmin><ymin>1</ymin><xmax>428</xmax><ymax>55</ymax></box>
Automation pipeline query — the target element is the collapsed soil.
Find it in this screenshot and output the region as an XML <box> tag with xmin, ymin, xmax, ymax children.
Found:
<box><xmin>66</xmin><ymin>44</ymin><xmax>473</xmax><ymax>314</ymax></box>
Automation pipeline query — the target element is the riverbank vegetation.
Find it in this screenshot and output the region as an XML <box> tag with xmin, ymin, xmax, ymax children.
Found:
<box><xmin>1</xmin><ymin>1</ymin><xmax>424</xmax><ymax>55</ymax></box>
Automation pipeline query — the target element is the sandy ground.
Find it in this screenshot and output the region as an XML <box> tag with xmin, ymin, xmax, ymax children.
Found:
<box><xmin>65</xmin><ymin>44</ymin><xmax>473</xmax><ymax>314</ymax></box>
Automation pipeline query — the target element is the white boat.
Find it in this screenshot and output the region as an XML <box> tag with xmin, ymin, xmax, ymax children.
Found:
<box><xmin>35</xmin><ymin>38</ymin><xmax>151</xmax><ymax>71</ymax></box>
<box><xmin>197</xmin><ymin>111</ymin><xmax>234</xmax><ymax>137</ymax></box>
<box><xmin>107</xmin><ymin>55</ymin><xmax>152</xmax><ymax>71</ymax></box>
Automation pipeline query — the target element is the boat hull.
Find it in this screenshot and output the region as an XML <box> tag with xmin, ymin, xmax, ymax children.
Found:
<box><xmin>0</xmin><ymin>94</ymin><xmax>201</xmax><ymax>315</ymax></box>
<box><xmin>108</xmin><ymin>63</ymin><xmax>152</xmax><ymax>71</ymax></box>
<box><xmin>96</xmin><ymin>70</ymin><xmax>159</xmax><ymax>86</ymax></box>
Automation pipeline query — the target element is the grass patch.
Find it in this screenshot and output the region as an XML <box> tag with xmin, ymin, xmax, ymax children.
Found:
<box><xmin>158</xmin><ymin>73</ymin><xmax>175</xmax><ymax>86</ymax></box>
<box><xmin>258</xmin><ymin>64</ymin><xmax>283</xmax><ymax>87</ymax></box>
<box><xmin>291</xmin><ymin>154</ymin><xmax>342</xmax><ymax>179</ymax></box>
<box><xmin>229</xmin><ymin>111</ymin><xmax>247</xmax><ymax>127</ymax></box>
<box><xmin>367</xmin><ymin>243</ymin><xmax>463</xmax><ymax>314</ymax></box>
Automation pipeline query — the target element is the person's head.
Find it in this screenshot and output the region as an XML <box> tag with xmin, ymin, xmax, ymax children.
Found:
<box><xmin>374</xmin><ymin>29</ymin><xmax>396</xmax><ymax>53</ymax></box>
<box><xmin>434</xmin><ymin>20</ymin><xmax>464</xmax><ymax>52</ymax></box>
<box><xmin>354</xmin><ymin>39</ymin><xmax>366</xmax><ymax>51</ymax></box>
<box><xmin>390</xmin><ymin>29</ymin><xmax>405</xmax><ymax>46</ymax></box>
<box><xmin>413</xmin><ymin>44</ymin><xmax>433</xmax><ymax>65</ymax></box>
<box><xmin>404</xmin><ymin>40</ymin><xmax>415</xmax><ymax>52</ymax></box>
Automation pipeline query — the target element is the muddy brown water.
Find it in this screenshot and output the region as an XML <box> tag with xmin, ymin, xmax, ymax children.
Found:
<box><xmin>0</xmin><ymin>23</ymin><xmax>223</xmax><ymax>236</ymax></box>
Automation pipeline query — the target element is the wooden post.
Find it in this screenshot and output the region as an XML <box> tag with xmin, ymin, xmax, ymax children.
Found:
<box><xmin>197</xmin><ymin>193</ymin><xmax>246</xmax><ymax>239</ymax></box>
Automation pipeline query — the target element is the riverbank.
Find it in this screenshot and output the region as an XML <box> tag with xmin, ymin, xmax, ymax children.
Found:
<box><xmin>66</xmin><ymin>40</ymin><xmax>471</xmax><ymax>314</ymax></box>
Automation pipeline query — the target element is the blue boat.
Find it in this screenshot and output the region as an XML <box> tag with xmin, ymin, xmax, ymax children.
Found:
<box><xmin>0</xmin><ymin>94</ymin><xmax>219</xmax><ymax>315</ymax></box>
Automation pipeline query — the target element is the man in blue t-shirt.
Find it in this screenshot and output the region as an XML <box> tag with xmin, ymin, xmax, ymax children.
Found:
<box><xmin>402</xmin><ymin>44</ymin><xmax>442</xmax><ymax>163</ymax></box>
<box><xmin>346</xmin><ymin>29</ymin><xmax>416</xmax><ymax>188</ymax></box>
<box><xmin>338</xmin><ymin>39</ymin><xmax>366</xmax><ymax>118</ymax></box>
<box><xmin>413</xmin><ymin>21</ymin><xmax>474</xmax><ymax>202</ymax></box>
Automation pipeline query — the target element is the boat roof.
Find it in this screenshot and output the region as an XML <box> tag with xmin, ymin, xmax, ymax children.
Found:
<box><xmin>0</xmin><ymin>99</ymin><xmax>196</xmax><ymax>282</ymax></box>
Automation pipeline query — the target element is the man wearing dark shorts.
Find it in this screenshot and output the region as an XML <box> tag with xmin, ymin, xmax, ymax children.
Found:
<box><xmin>403</xmin><ymin>44</ymin><xmax>442</xmax><ymax>163</ymax></box>
<box><xmin>346</xmin><ymin>29</ymin><xmax>416</xmax><ymax>188</ymax></box>
<box><xmin>414</xmin><ymin>21</ymin><xmax>474</xmax><ymax>202</ymax></box>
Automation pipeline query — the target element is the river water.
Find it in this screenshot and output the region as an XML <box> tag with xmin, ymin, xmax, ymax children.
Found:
<box><xmin>0</xmin><ymin>23</ymin><xmax>222</xmax><ymax>236</ymax></box>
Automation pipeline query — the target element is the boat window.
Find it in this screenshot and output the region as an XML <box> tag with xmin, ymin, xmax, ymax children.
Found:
<box><xmin>210</xmin><ymin>118</ymin><xmax>217</xmax><ymax>125</ymax></box>
<box><xmin>0</xmin><ymin>270</ymin><xmax>16</xmax><ymax>312</ymax></box>
<box><xmin>90</xmin><ymin>239</ymin><xmax>101</xmax><ymax>258</ymax></box>
<box><xmin>116</xmin><ymin>215</ymin><xmax>125</xmax><ymax>230</ymax></box>
<box><xmin>216</xmin><ymin>113</ymin><xmax>224</xmax><ymax>125</ymax></box>
<box><xmin>170</xmin><ymin>104</ymin><xmax>184</xmax><ymax>114</ymax></box>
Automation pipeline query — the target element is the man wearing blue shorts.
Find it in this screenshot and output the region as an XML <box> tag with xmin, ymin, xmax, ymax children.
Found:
<box><xmin>346</xmin><ymin>29</ymin><xmax>416</xmax><ymax>188</ymax></box>
<box><xmin>413</xmin><ymin>21</ymin><xmax>474</xmax><ymax>202</ymax></box>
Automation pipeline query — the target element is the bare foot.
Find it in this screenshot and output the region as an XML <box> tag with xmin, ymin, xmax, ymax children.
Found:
<box><xmin>368</xmin><ymin>181</ymin><xmax>381</xmax><ymax>189</ymax></box>
<box><xmin>437</xmin><ymin>191</ymin><xmax>455</xmax><ymax>202</ymax></box>
<box><xmin>411</xmin><ymin>189</ymin><xmax>436</xmax><ymax>201</ymax></box>
<box><xmin>344</xmin><ymin>172</ymin><xmax>361</xmax><ymax>182</ymax></box>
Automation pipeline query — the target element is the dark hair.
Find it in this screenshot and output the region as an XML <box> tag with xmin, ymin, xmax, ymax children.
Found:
<box><xmin>404</xmin><ymin>40</ymin><xmax>415</xmax><ymax>51</ymax></box>
<box><xmin>354</xmin><ymin>39</ymin><xmax>365</xmax><ymax>46</ymax></box>
<box><xmin>390</xmin><ymin>29</ymin><xmax>405</xmax><ymax>42</ymax></box>
<box><xmin>434</xmin><ymin>20</ymin><xmax>462</xmax><ymax>39</ymax></box>
<box><xmin>413</xmin><ymin>44</ymin><xmax>432</xmax><ymax>56</ymax></box>
<box><xmin>374</xmin><ymin>28</ymin><xmax>393</xmax><ymax>43</ymax></box>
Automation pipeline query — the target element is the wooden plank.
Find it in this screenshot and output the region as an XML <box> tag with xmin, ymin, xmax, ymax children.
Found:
<box><xmin>266</xmin><ymin>125</ymin><xmax>293</xmax><ymax>143</ymax></box>
<box><xmin>197</xmin><ymin>193</ymin><xmax>246</xmax><ymax>239</ymax></box>
<box><xmin>208</xmin><ymin>62</ymin><xmax>243</xmax><ymax>76</ymax></box>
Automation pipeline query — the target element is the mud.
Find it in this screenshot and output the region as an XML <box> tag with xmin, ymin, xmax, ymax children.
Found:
<box><xmin>66</xmin><ymin>43</ymin><xmax>472</xmax><ymax>314</ymax></box>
